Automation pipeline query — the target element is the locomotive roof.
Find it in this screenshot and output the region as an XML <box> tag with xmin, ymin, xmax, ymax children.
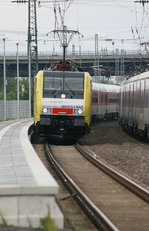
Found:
<box><xmin>92</xmin><ymin>82</ymin><xmax>120</xmax><ymax>93</ymax></box>
<box><xmin>49</xmin><ymin>60</ymin><xmax>78</xmax><ymax>71</ymax></box>
<box><xmin>43</xmin><ymin>70</ymin><xmax>85</xmax><ymax>78</ymax></box>
<box><xmin>122</xmin><ymin>71</ymin><xmax>149</xmax><ymax>85</ymax></box>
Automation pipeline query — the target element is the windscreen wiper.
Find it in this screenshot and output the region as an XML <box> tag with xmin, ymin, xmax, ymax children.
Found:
<box><xmin>65</xmin><ymin>84</ymin><xmax>75</xmax><ymax>95</ymax></box>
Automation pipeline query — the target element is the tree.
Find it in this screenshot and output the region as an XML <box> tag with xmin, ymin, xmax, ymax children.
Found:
<box><xmin>7</xmin><ymin>78</ymin><xmax>17</xmax><ymax>100</ymax></box>
<box><xmin>0</xmin><ymin>77</ymin><xmax>29</xmax><ymax>100</ymax></box>
<box><xmin>20</xmin><ymin>78</ymin><xmax>29</xmax><ymax>100</ymax></box>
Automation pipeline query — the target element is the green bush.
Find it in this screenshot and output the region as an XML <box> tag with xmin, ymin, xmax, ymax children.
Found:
<box><xmin>0</xmin><ymin>77</ymin><xmax>30</xmax><ymax>100</ymax></box>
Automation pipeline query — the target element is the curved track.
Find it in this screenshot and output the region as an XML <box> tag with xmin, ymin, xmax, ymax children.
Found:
<box><xmin>75</xmin><ymin>143</ymin><xmax>149</xmax><ymax>203</ymax></box>
<box><xmin>45</xmin><ymin>142</ymin><xmax>149</xmax><ymax>231</ymax></box>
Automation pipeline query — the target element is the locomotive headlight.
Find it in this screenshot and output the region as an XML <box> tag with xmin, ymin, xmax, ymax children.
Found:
<box><xmin>61</xmin><ymin>94</ymin><xmax>66</xmax><ymax>99</ymax></box>
<box><xmin>78</xmin><ymin>109</ymin><xmax>83</xmax><ymax>115</ymax></box>
<box><xmin>43</xmin><ymin>108</ymin><xmax>48</xmax><ymax>113</ymax></box>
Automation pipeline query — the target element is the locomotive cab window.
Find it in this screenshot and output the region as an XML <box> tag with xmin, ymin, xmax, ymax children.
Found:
<box><xmin>43</xmin><ymin>71</ymin><xmax>84</xmax><ymax>99</ymax></box>
<box><xmin>64</xmin><ymin>77</ymin><xmax>83</xmax><ymax>91</ymax></box>
<box><xmin>44</xmin><ymin>77</ymin><xmax>63</xmax><ymax>90</ymax></box>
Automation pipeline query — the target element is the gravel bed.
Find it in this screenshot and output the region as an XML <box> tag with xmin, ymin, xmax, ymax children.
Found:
<box><xmin>78</xmin><ymin>121</ymin><xmax>149</xmax><ymax>190</ymax></box>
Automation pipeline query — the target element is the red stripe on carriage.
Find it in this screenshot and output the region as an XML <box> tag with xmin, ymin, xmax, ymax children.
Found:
<box><xmin>52</xmin><ymin>108</ymin><xmax>73</xmax><ymax>114</ymax></box>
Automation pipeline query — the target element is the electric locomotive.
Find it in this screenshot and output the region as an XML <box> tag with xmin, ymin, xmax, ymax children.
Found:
<box><xmin>34</xmin><ymin>61</ymin><xmax>92</xmax><ymax>139</ymax></box>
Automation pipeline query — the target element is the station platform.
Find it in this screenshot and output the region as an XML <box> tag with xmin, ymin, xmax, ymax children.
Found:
<box><xmin>0</xmin><ymin>119</ymin><xmax>63</xmax><ymax>229</ymax></box>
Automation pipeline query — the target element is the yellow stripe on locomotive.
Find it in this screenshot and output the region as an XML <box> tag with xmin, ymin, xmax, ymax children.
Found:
<box><xmin>34</xmin><ymin>70</ymin><xmax>43</xmax><ymax>125</ymax></box>
<box><xmin>83</xmin><ymin>72</ymin><xmax>92</xmax><ymax>126</ymax></box>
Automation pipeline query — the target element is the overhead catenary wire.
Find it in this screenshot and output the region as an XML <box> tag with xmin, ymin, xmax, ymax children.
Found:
<box><xmin>131</xmin><ymin>0</ymin><xmax>149</xmax><ymax>48</ymax></box>
<box><xmin>0</xmin><ymin>0</ymin><xmax>148</xmax><ymax>56</ymax></box>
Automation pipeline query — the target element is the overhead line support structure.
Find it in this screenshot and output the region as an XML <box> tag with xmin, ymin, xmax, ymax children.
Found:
<box><xmin>94</xmin><ymin>34</ymin><xmax>99</xmax><ymax>79</ymax></box>
<box><xmin>50</xmin><ymin>27</ymin><xmax>83</xmax><ymax>63</ymax></box>
<box><xmin>12</xmin><ymin>0</ymin><xmax>69</xmax><ymax>73</ymax></box>
<box><xmin>12</xmin><ymin>0</ymin><xmax>38</xmax><ymax>76</ymax></box>
<box><xmin>12</xmin><ymin>0</ymin><xmax>38</xmax><ymax>119</ymax></box>
<box><xmin>134</xmin><ymin>1</ymin><xmax>149</xmax><ymax>6</ymax></box>
<box><xmin>28</xmin><ymin>0</ymin><xmax>38</xmax><ymax>76</ymax></box>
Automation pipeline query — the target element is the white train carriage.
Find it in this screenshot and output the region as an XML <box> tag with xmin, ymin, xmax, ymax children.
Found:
<box><xmin>92</xmin><ymin>83</ymin><xmax>106</xmax><ymax>119</ymax></box>
<box><xmin>92</xmin><ymin>82</ymin><xmax>120</xmax><ymax>120</ymax></box>
<box><xmin>119</xmin><ymin>71</ymin><xmax>149</xmax><ymax>138</ymax></box>
<box><xmin>103</xmin><ymin>84</ymin><xmax>120</xmax><ymax>118</ymax></box>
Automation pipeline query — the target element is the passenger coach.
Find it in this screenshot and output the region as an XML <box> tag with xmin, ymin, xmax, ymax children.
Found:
<box><xmin>119</xmin><ymin>71</ymin><xmax>149</xmax><ymax>138</ymax></box>
<box><xmin>92</xmin><ymin>83</ymin><xmax>120</xmax><ymax>120</ymax></box>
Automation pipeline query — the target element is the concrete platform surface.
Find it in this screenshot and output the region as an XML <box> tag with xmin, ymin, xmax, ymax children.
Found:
<box><xmin>0</xmin><ymin>225</ymin><xmax>43</xmax><ymax>231</ymax></box>
<box><xmin>0</xmin><ymin>119</ymin><xmax>63</xmax><ymax>229</ymax></box>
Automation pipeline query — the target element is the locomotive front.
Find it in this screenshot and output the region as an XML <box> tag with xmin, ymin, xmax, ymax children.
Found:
<box><xmin>34</xmin><ymin>69</ymin><xmax>92</xmax><ymax>139</ymax></box>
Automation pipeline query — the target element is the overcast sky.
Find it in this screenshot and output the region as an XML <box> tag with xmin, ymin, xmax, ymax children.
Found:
<box><xmin>0</xmin><ymin>0</ymin><xmax>149</xmax><ymax>54</ymax></box>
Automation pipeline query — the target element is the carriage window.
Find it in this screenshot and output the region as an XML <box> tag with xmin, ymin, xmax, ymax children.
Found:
<box><xmin>101</xmin><ymin>94</ymin><xmax>103</xmax><ymax>104</ymax></box>
<box><xmin>105</xmin><ymin>94</ymin><xmax>108</xmax><ymax>104</ymax></box>
<box><xmin>109</xmin><ymin>98</ymin><xmax>118</xmax><ymax>103</ymax></box>
<box><xmin>92</xmin><ymin>92</ymin><xmax>98</xmax><ymax>103</ymax></box>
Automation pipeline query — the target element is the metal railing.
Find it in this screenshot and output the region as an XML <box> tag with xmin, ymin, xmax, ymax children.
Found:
<box><xmin>0</xmin><ymin>50</ymin><xmax>148</xmax><ymax>59</ymax></box>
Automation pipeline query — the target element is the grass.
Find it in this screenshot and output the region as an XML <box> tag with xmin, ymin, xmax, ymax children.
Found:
<box><xmin>0</xmin><ymin>213</ymin><xmax>8</xmax><ymax>226</ymax></box>
<box><xmin>40</xmin><ymin>207</ymin><xmax>60</xmax><ymax>231</ymax></box>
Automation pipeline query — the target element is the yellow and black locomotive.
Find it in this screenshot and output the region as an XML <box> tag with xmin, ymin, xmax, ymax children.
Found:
<box><xmin>34</xmin><ymin>61</ymin><xmax>92</xmax><ymax>139</ymax></box>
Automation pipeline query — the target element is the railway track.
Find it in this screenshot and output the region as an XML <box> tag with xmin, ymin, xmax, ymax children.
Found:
<box><xmin>45</xmin><ymin>141</ymin><xmax>149</xmax><ymax>231</ymax></box>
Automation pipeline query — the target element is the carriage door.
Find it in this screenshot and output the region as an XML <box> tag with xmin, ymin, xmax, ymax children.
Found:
<box><xmin>138</xmin><ymin>80</ymin><xmax>145</xmax><ymax>130</ymax></box>
<box><xmin>128</xmin><ymin>84</ymin><xmax>133</xmax><ymax>126</ymax></box>
<box><xmin>92</xmin><ymin>91</ymin><xmax>98</xmax><ymax>116</ymax></box>
<box><xmin>132</xmin><ymin>83</ymin><xmax>134</xmax><ymax>124</ymax></box>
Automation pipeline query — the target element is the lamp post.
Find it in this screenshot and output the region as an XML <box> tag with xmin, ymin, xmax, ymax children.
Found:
<box><xmin>16</xmin><ymin>43</ymin><xmax>20</xmax><ymax>119</ymax></box>
<box><xmin>28</xmin><ymin>43</ymin><xmax>31</xmax><ymax>118</ymax></box>
<box><xmin>79</xmin><ymin>45</ymin><xmax>82</xmax><ymax>68</ymax></box>
<box><xmin>3</xmin><ymin>38</ymin><xmax>6</xmax><ymax>121</ymax></box>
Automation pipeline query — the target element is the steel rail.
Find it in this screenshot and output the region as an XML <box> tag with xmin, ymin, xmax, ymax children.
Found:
<box><xmin>75</xmin><ymin>143</ymin><xmax>149</xmax><ymax>204</ymax></box>
<box><xmin>45</xmin><ymin>141</ymin><xmax>119</xmax><ymax>231</ymax></box>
